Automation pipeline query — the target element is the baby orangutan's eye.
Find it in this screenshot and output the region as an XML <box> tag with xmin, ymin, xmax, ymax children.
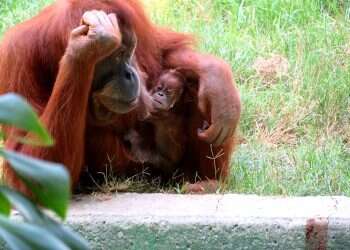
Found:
<box><xmin>166</xmin><ymin>89</ymin><xmax>175</xmax><ymax>95</ymax></box>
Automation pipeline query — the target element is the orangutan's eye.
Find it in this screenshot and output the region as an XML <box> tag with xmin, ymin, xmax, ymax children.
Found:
<box><xmin>164</xmin><ymin>89</ymin><xmax>171</xmax><ymax>95</ymax></box>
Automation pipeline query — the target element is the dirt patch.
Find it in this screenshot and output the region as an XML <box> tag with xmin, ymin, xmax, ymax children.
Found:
<box><xmin>252</xmin><ymin>54</ymin><xmax>289</xmax><ymax>84</ymax></box>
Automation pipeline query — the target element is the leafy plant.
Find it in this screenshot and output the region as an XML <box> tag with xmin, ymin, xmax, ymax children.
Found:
<box><xmin>0</xmin><ymin>93</ymin><xmax>89</xmax><ymax>250</ymax></box>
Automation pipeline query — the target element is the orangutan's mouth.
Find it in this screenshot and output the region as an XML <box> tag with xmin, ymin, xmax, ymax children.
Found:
<box><xmin>103</xmin><ymin>97</ymin><xmax>139</xmax><ymax>114</ymax></box>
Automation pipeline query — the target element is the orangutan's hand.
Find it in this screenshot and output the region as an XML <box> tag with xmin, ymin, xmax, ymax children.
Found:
<box><xmin>67</xmin><ymin>10</ymin><xmax>122</xmax><ymax>62</ymax></box>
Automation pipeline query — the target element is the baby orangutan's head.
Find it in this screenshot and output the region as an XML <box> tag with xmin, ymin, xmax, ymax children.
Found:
<box><xmin>151</xmin><ymin>70</ymin><xmax>185</xmax><ymax>111</ymax></box>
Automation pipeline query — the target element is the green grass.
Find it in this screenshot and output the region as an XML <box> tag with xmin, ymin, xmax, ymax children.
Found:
<box><xmin>1</xmin><ymin>0</ymin><xmax>350</xmax><ymax>196</ymax></box>
<box><xmin>0</xmin><ymin>0</ymin><xmax>51</xmax><ymax>33</ymax></box>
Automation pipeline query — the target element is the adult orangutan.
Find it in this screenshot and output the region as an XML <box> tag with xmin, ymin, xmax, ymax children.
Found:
<box><xmin>0</xmin><ymin>0</ymin><xmax>241</xmax><ymax>193</ymax></box>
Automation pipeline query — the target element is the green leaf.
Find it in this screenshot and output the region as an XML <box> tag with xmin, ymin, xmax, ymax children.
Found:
<box><xmin>0</xmin><ymin>191</ymin><xmax>11</xmax><ymax>216</ymax></box>
<box><xmin>45</xmin><ymin>221</ymin><xmax>90</xmax><ymax>250</ymax></box>
<box><xmin>0</xmin><ymin>215</ymin><xmax>70</xmax><ymax>250</ymax></box>
<box><xmin>0</xmin><ymin>187</ymin><xmax>90</xmax><ymax>249</ymax></box>
<box><xmin>0</xmin><ymin>228</ymin><xmax>31</xmax><ymax>250</ymax></box>
<box><xmin>0</xmin><ymin>187</ymin><xmax>43</xmax><ymax>223</ymax></box>
<box><xmin>0</xmin><ymin>93</ymin><xmax>53</xmax><ymax>146</ymax></box>
<box><xmin>0</xmin><ymin>150</ymin><xmax>70</xmax><ymax>219</ymax></box>
<box><xmin>0</xmin><ymin>130</ymin><xmax>5</xmax><ymax>141</ymax></box>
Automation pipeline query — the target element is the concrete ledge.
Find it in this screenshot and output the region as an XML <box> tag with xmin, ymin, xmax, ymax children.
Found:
<box><xmin>68</xmin><ymin>194</ymin><xmax>350</xmax><ymax>250</ymax></box>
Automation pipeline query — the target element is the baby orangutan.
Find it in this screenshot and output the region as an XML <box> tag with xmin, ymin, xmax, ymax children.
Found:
<box><xmin>124</xmin><ymin>69</ymin><xmax>189</xmax><ymax>175</ymax></box>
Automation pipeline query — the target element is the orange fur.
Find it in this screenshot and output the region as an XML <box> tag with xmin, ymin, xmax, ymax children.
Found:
<box><xmin>0</xmin><ymin>0</ymin><xmax>240</xmax><ymax>192</ymax></box>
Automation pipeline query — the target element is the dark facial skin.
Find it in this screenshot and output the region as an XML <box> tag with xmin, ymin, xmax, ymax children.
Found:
<box><xmin>150</xmin><ymin>70</ymin><xmax>184</xmax><ymax>113</ymax></box>
<box><xmin>91</xmin><ymin>30</ymin><xmax>140</xmax><ymax>121</ymax></box>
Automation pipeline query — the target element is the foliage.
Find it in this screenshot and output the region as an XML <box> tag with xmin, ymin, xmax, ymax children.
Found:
<box><xmin>0</xmin><ymin>93</ymin><xmax>89</xmax><ymax>250</ymax></box>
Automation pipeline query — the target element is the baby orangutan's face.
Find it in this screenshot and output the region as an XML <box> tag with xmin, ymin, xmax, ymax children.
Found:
<box><xmin>151</xmin><ymin>71</ymin><xmax>184</xmax><ymax>111</ymax></box>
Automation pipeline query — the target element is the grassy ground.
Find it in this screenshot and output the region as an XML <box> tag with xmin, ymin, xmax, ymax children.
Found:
<box><xmin>1</xmin><ymin>0</ymin><xmax>350</xmax><ymax>196</ymax></box>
